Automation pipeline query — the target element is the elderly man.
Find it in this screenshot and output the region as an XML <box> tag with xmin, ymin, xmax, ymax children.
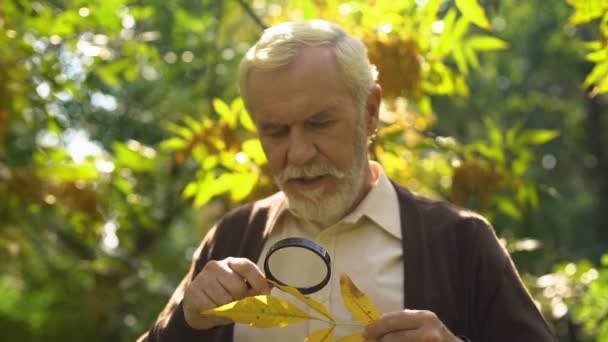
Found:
<box><xmin>139</xmin><ymin>20</ymin><xmax>556</xmax><ymax>341</ymax></box>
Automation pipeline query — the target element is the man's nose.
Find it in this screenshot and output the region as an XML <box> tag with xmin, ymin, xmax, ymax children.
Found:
<box><xmin>287</xmin><ymin>130</ymin><xmax>317</xmax><ymax>167</ymax></box>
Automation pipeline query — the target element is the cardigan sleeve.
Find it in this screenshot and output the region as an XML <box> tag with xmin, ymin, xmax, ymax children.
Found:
<box><xmin>469</xmin><ymin>218</ymin><xmax>556</xmax><ymax>342</ymax></box>
<box><xmin>137</xmin><ymin>203</ymin><xmax>268</xmax><ymax>342</ymax></box>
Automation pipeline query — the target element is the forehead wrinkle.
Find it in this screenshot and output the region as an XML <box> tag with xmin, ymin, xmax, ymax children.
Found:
<box><xmin>247</xmin><ymin>46</ymin><xmax>354</xmax><ymax>125</ymax></box>
<box><xmin>255</xmin><ymin>98</ymin><xmax>340</xmax><ymax>126</ymax></box>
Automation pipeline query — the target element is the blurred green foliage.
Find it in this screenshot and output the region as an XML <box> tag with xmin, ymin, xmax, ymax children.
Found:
<box><xmin>0</xmin><ymin>0</ymin><xmax>607</xmax><ymax>341</ymax></box>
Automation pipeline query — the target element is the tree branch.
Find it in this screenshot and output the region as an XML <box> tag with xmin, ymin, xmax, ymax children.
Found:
<box><xmin>235</xmin><ymin>0</ymin><xmax>267</xmax><ymax>30</ymax></box>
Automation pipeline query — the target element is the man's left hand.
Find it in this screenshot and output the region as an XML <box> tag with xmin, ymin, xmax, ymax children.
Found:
<box><xmin>363</xmin><ymin>309</ymin><xmax>462</xmax><ymax>342</ymax></box>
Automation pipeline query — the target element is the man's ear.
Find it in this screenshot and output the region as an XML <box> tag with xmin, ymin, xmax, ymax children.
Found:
<box><xmin>365</xmin><ymin>84</ymin><xmax>382</xmax><ymax>135</ymax></box>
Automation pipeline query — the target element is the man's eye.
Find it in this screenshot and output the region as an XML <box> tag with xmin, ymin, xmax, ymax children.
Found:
<box><xmin>263</xmin><ymin>127</ymin><xmax>289</xmax><ymax>137</ymax></box>
<box><xmin>308</xmin><ymin>120</ymin><xmax>331</xmax><ymax>128</ymax></box>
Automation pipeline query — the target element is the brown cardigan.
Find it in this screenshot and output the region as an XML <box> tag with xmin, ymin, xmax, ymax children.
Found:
<box><xmin>139</xmin><ymin>183</ymin><xmax>556</xmax><ymax>341</ymax></box>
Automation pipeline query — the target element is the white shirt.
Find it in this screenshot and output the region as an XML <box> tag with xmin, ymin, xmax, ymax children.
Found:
<box><xmin>233</xmin><ymin>161</ymin><xmax>403</xmax><ymax>341</ymax></box>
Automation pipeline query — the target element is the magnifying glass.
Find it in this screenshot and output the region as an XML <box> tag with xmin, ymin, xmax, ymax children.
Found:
<box><xmin>263</xmin><ymin>237</ymin><xmax>332</xmax><ymax>294</ymax></box>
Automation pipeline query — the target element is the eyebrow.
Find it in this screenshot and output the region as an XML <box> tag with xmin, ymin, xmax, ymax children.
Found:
<box><xmin>258</xmin><ymin>121</ymin><xmax>285</xmax><ymax>131</ymax></box>
<box><xmin>257</xmin><ymin>110</ymin><xmax>333</xmax><ymax>128</ymax></box>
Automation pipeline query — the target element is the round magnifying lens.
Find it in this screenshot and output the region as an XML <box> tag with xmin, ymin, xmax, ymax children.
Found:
<box><xmin>263</xmin><ymin>237</ymin><xmax>331</xmax><ymax>294</ymax></box>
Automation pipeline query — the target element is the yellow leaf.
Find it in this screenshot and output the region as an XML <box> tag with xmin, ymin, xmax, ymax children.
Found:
<box><xmin>305</xmin><ymin>327</ymin><xmax>335</xmax><ymax>342</ymax></box>
<box><xmin>566</xmin><ymin>0</ymin><xmax>605</xmax><ymax>24</ymax></box>
<box><xmin>213</xmin><ymin>98</ymin><xmax>237</xmax><ymax>128</ymax></box>
<box><xmin>335</xmin><ymin>332</ymin><xmax>371</xmax><ymax>342</ymax></box>
<box><xmin>267</xmin><ymin>279</ymin><xmax>335</xmax><ymax>322</ymax></box>
<box><xmin>454</xmin><ymin>0</ymin><xmax>492</xmax><ymax>30</ymax></box>
<box><xmin>242</xmin><ymin>139</ymin><xmax>266</xmax><ymax>165</ymax></box>
<box><xmin>339</xmin><ymin>274</ymin><xmax>381</xmax><ymax>325</ymax></box>
<box><xmin>229</xmin><ymin>173</ymin><xmax>258</xmax><ymax>202</ymax></box>
<box><xmin>201</xmin><ymin>295</ymin><xmax>317</xmax><ymax>328</ymax></box>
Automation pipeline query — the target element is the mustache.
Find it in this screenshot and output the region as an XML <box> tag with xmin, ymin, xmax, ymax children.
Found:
<box><xmin>276</xmin><ymin>163</ymin><xmax>345</xmax><ymax>185</ymax></box>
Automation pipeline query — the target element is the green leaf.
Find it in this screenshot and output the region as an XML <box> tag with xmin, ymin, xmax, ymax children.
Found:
<box><xmin>219</xmin><ymin>151</ymin><xmax>237</xmax><ymax>170</ymax></box>
<box><xmin>585</xmin><ymin>48</ymin><xmax>608</xmax><ymax>62</ymax></box>
<box><xmin>526</xmin><ymin>183</ymin><xmax>539</xmax><ymax>209</ymax></box>
<box><xmin>511</xmin><ymin>151</ymin><xmax>532</xmax><ymax>176</ymax></box>
<box><xmin>583</xmin><ymin>40</ymin><xmax>603</xmax><ymax>50</ymax></box>
<box><xmin>158</xmin><ymin>137</ymin><xmax>186</xmax><ymax>151</ymax></box>
<box><xmin>472</xmin><ymin>142</ymin><xmax>504</xmax><ymax>164</ymax></box>
<box><xmin>516</xmin><ymin>130</ymin><xmax>560</xmax><ymax>146</ymax></box>
<box><xmin>483</xmin><ymin>117</ymin><xmax>503</xmax><ymax>148</ymax></box>
<box><xmin>567</xmin><ymin>0</ymin><xmax>606</xmax><ymax>24</ymax></box>
<box><xmin>242</xmin><ymin>139</ymin><xmax>266</xmax><ymax>165</ymax></box>
<box><xmin>454</xmin><ymin>75</ymin><xmax>470</xmax><ymax>96</ymax></box>
<box><xmin>596</xmin><ymin>75</ymin><xmax>608</xmax><ymax>94</ymax></box>
<box><xmin>583</xmin><ymin>61</ymin><xmax>608</xmax><ymax>89</ymax></box>
<box><xmin>418</xmin><ymin>95</ymin><xmax>433</xmax><ymax>114</ymax></box>
<box><xmin>214</xmin><ymin>98</ymin><xmax>237</xmax><ymax>128</ymax></box>
<box><xmin>202</xmin><ymin>155</ymin><xmax>218</xmax><ymax>170</ymax></box>
<box><xmin>505</xmin><ymin>121</ymin><xmax>525</xmax><ymax>148</ymax></box>
<box><xmin>453</xmin><ymin>15</ymin><xmax>470</xmax><ymax>42</ymax></box>
<box><xmin>601</xmin><ymin>254</ymin><xmax>608</xmax><ymax>267</ymax></box>
<box><xmin>193</xmin><ymin>173</ymin><xmax>215</xmax><ymax>207</ymax></box>
<box><xmin>496</xmin><ymin>197</ymin><xmax>522</xmax><ymax>220</ymax></box>
<box><xmin>165</xmin><ymin>122</ymin><xmax>194</xmax><ymax>140</ymax></box>
<box><xmin>435</xmin><ymin>9</ymin><xmax>458</xmax><ymax>58</ymax></box>
<box><xmin>183</xmin><ymin>115</ymin><xmax>203</xmax><ymax>133</ymax></box>
<box><xmin>230</xmin><ymin>173</ymin><xmax>259</xmax><ymax>201</ymax></box>
<box><xmin>214</xmin><ymin>173</ymin><xmax>243</xmax><ymax>197</ymax></box>
<box><xmin>420</xmin><ymin>0</ymin><xmax>443</xmax><ymax>18</ymax></box>
<box><xmin>51</xmin><ymin>11</ymin><xmax>79</xmax><ymax>36</ymax></box>
<box><xmin>453</xmin><ymin>46</ymin><xmax>468</xmax><ymax>75</ymax></box>
<box><xmin>47</xmin><ymin>119</ymin><xmax>63</xmax><ymax>135</ymax></box>
<box><xmin>231</xmin><ymin>97</ymin><xmax>245</xmax><ymax>115</ymax></box>
<box><xmin>299</xmin><ymin>0</ymin><xmax>319</xmax><ymax>20</ymax></box>
<box><xmin>183</xmin><ymin>182</ymin><xmax>199</xmax><ymax>199</ymax></box>
<box><xmin>112</xmin><ymin>142</ymin><xmax>156</xmax><ymax>172</ymax></box>
<box><xmin>466</xmin><ymin>36</ymin><xmax>509</xmax><ymax>51</ymax></box>
<box><xmin>455</xmin><ymin>0</ymin><xmax>492</xmax><ymax>30</ymax></box>
<box><xmin>113</xmin><ymin>177</ymin><xmax>134</xmax><ymax>194</ymax></box>
<box><xmin>464</xmin><ymin>46</ymin><xmax>480</xmax><ymax>70</ymax></box>
<box><xmin>422</xmin><ymin>62</ymin><xmax>457</xmax><ymax>95</ymax></box>
<box><xmin>97</xmin><ymin>65</ymin><xmax>122</xmax><ymax>88</ymax></box>
<box><xmin>240</xmin><ymin>111</ymin><xmax>257</xmax><ymax>133</ymax></box>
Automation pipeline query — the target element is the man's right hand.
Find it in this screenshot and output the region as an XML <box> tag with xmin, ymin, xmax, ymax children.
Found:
<box><xmin>182</xmin><ymin>257</ymin><xmax>271</xmax><ymax>330</ymax></box>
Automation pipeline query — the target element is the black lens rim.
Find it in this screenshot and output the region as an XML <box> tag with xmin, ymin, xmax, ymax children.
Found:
<box><xmin>263</xmin><ymin>237</ymin><xmax>332</xmax><ymax>295</ymax></box>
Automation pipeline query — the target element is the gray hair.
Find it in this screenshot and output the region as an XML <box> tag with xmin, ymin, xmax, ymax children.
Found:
<box><xmin>239</xmin><ymin>20</ymin><xmax>378</xmax><ymax>112</ymax></box>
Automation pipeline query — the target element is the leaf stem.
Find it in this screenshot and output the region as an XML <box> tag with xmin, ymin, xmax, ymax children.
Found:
<box><xmin>334</xmin><ymin>321</ymin><xmax>364</xmax><ymax>326</ymax></box>
<box><xmin>315</xmin><ymin>318</ymin><xmax>362</xmax><ymax>327</ymax></box>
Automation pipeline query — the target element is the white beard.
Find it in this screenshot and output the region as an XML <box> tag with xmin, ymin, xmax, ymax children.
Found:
<box><xmin>274</xmin><ymin>124</ymin><xmax>369</xmax><ymax>228</ymax></box>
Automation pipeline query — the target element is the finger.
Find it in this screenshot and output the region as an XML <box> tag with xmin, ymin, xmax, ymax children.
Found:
<box><xmin>217</xmin><ymin>270</ymin><xmax>250</xmax><ymax>300</ymax></box>
<box><xmin>201</xmin><ymin>277</ymin><xmax>236</xmax><ymax>307</ymax></box>
<box><xmin>246</xmin><ymin>280</ymin><xmax>277</xmax><ymax>296</ymax></box>
<box><xmin>375</xmin><ymin>328</ymin><xmax>442</xmax><ymax>342</ymax></box>
<box><xmin>184</xmin><ymin>282</ymin><xmax>216</xmax><ymax>312</ymax></box>
<box><xmin>183</xmin><ymin>283</ymin><xmax>231</xmax><ymax>329</ymax></box>
<box><xmin>196</xmin><ymin>259</ymin><xmax>246</xmax><ymax>304</ymax></box>
<box><xmin>227</xmin><ymin>258</ymin><xmax>271</xmax><ymax>295</ymax></box>
<box><xmin>364</xmin><ymin>310</ymin><xmax>424</xmax><ymax>339</ymax></box>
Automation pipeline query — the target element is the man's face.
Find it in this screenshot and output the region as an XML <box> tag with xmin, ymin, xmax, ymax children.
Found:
<box><xmin>246</xmin><ymin>46</ymin><xmax>377</xmax><ymax>226</ymax></box>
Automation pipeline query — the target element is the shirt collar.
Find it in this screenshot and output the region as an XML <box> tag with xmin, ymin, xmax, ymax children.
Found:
<box><xmin>341</xmin><ymin>161</ymin><xmax>401</xmax><ymax>240</ymax></box>
<box><xmin>262</xmin><ymin>161</ymin><xmax>402</xmax><ymax>240</ymax></box>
